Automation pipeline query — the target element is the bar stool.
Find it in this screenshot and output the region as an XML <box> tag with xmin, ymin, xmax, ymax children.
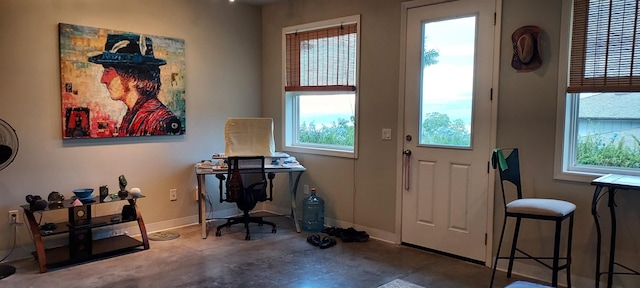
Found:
<box><xmin>490</xmin><ymin>148</ymin><xmax>575</xmax><ymax>287</ymax></box>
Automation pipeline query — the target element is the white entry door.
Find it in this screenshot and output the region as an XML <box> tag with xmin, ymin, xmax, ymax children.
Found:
<box><xmin>401</xmin><ymin>0</ymin><xmax>496</xmax><ymax>262</ymax></box>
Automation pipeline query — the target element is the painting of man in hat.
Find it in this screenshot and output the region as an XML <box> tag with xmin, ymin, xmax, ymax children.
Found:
<box><xmin>59</xmin><ymin>23</ymin><xmax>186</xmax><ymax>139</ymax></box>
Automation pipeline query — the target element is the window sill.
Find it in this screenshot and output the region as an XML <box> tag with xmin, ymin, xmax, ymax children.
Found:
<box><xmin>283</xmin><ymin>145</ymin><xmax>356</xmax><ymax>159</ymax></box>
<box><xmin>553</xmin><ymin>169</ymin><xmax>640</xmax><ymax>183</ymax></box>
<box><xmin>553</xmin><ymin>170</ymin><xmax>602</xmax><ymax>183</ymax></box>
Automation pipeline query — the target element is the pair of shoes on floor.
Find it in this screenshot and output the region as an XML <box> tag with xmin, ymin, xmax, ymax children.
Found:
<box><xmin>321</xmin><ymin>227</ymin><xmax>341</xmax><ymax>236</ymax></box>
<box><xmin>322</xmin><ymin>226</ymin><xmax>369</xmax><ymax>242</ymax></box>
<box><xmin>306</xmin><ymin>234</ymin><xmax>336</xmax><ymax>249</ymax></box>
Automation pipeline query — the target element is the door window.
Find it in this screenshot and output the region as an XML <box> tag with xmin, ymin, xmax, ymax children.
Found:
<box><xmin>420</xmin><ymin>16</ymin><xmax>476</xmax><ymax>148</ymax></box>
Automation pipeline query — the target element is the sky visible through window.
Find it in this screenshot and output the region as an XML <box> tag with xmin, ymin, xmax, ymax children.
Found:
<box><xmin>422</xmin><ymin>16</ymin><xmax>475</xmax><ymax>130</ymax></box>
<box><xmin>299</xmin><ymin>94</ymin><xmax>355</xmax><ymax>128</ymax></box>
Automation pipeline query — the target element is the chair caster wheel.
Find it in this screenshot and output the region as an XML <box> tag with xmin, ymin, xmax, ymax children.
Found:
<box><xmin>272</xmin><ymin>228</ymin><xmax>277</xmax><ymax>233</ymax></box>
<box><xmin>216</xmin><ymin>230</ymin><xmax>222</xmax><ymax>236</ymax></box>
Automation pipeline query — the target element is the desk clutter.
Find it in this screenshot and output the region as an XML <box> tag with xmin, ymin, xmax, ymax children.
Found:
<box><xmin>196</xmin><ymin>152</ymin><xmax>301</xmax><ymax>174</ymax></box>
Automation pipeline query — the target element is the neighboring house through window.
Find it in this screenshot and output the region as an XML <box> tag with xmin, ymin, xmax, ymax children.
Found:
<box><xmin>282</xmin><ymin>15</ymin><xmax>360</xmax><ymax>158</ymax></box>
<box><xmin>555</xmin><ymin>0</ymin><xmax>640</xmax><ymax>181</ymax></box>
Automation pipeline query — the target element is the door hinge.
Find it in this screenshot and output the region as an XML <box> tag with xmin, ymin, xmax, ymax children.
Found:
<box><xmin>490</xmin><ymin>88</ymin><xmax>493</xmax><ymax>101</ymax></box>
<box><xmin>487</xmin><ymin>161</ymin><xmax>490</xmax><ymax>174</ymax></box>
<box><xmin>485</xmin><ymin>233</ymin><xmax>488</xmax><ymax>245</ymax></box>
<box><xmin>493</xmin><ymin>13</ymin><xmax>496</xmax><ymax>25</ymax></box>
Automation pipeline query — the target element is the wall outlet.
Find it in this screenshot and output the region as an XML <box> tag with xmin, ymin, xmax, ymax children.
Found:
<box><xmin>303</xmin><ymin>185</ymin><xmax>309</xmax><ymax>195</ymax></box>
<box><xmin>194</xmin><ymin>186</ymin><xmax>199</xmax><ymax>201</ymax></box>
<box><xmin>8</xmin><ymin>210</ymin><xmax>18</xmax><ymax>224</ymax></box>
<box><xmin>170</xmin><ymin>188</ymin><xmax>177</xmax><ymax>201</ymax></box>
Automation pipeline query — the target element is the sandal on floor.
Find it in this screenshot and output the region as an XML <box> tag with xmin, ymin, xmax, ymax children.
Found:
<box><xmin>340</xmin><ymin>228</ymin><xmax>369</xmax><ymax>242</ymax></box>
<box><xmin>307</xmin><ymin>234</ymin><xmax>321</xmax><ymax>246</ymax></box>
<box><xmin>321</xmin><ymin>227</ymin><xmax>341</xmax><ymax>236</ymax></box>
<box><xmin>319</xmin><ymin>236</ymin><xmax>336</xmax><ymax>249</ymax></box>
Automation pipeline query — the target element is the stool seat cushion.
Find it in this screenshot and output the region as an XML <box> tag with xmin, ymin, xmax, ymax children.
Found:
<box><xmin>506</xmin><ymin>198</ymin><xmax>576</xmax><ymax>217</ymax></box>
<box><xmin>505</xmin><ymin>280</ymin><xmax>552</xmax><ymax>288</ymax></box>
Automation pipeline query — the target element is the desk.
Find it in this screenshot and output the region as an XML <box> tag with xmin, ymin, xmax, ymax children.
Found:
<box><xmin>591</xmin><ymin>174</ymin><xmax>640</xmax><ymax>288</ymax></box>
<box><xmin>195</xmin><ymin>163</ymin><xmax>306</xmax><ymax>239</ymax></box>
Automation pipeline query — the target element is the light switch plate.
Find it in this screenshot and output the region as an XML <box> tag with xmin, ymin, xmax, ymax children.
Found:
<box><xmin>382</xmin><ymin>128</ymin><xmax>392</xmax><ymax>140</ymax></box>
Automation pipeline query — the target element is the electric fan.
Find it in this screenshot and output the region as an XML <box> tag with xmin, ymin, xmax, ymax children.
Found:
<box><xmin>0</xmin><ymin>118</ymin><xmax>18</xmax><ymax>279</ymax></box>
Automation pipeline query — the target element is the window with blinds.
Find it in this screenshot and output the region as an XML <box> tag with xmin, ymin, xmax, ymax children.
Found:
<box><xmin>568</xmin><ymin>0</ymin><xmax>640</xmax><ymax>93</ymax></box>
<box><xmin>556</xmin><ymin>0</ymin><xmax>640</xmax><ymax>180</ymax></box>
<box><xmin>282</xmin><ymin>16</ymin><xmax>360</xmax><ymax>158</ymax></box>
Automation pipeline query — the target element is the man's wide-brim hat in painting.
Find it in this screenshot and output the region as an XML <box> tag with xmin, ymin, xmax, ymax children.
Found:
<box><xmin>88</xmin><ymin>33</ymin><xmax>166</xmax><ymax>67</ymax></box>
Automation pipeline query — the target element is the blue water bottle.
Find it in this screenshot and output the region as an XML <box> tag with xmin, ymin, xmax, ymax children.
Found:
<box><xmin>302</xmin><ymin>188</ymin><xmax>325</xmax><ymax>232</ymax></box>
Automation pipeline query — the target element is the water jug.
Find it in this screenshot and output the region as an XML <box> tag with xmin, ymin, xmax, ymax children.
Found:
<box><xmin>301</xmin><ymin>188</ymin><xmax>325</xmax><ymax>232</ymax></box>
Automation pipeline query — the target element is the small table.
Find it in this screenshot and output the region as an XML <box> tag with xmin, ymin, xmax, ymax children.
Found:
<box><xmin>195</xmin><ymin>163</ymin><xmax>306</xmax><ymax>239</ymax></box>
<box><xmin>22</xmin><ymin>195</ymin><xmax>149</xmax><ymax>272</ymax></box>
<box><xmin>591</xmin><ymin>174</ymin><xmax>640</xmax><ymax>288</ymax></box>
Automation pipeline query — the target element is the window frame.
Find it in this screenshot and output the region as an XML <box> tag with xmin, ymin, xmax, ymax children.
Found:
<box><xmin>554</xmin><ymin>0</ymin><xmax>640</xmax><ymax>182</ymax></box>
<box><xmin>281</xmin><ymin>15</ymin><xmax>360</xmax><ymax>159</ymax></box>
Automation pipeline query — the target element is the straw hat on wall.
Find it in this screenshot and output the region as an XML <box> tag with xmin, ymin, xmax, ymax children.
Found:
<box><xmin>511</xmin><ymin>25</ymin><xmax>542</xmax><ymax>72</ymax></box>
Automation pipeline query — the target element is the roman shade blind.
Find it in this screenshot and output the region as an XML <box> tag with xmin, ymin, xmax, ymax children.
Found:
<box><xmin>568</xmin><ymin>0</ymin><xmax>640</xmax><ymax>93</ymax></box>
<box><xmin>285</xmin><ymin>23</ymin><xmax>357</xmax><ymax>91</ymax></box>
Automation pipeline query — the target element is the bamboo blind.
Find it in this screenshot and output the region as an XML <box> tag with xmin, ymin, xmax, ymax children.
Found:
<box><xmin>285</xmin><ymin>23</ymin><xmax>357</xmax><ymax>92</ymax></box>
<box><xmin>568</xmin><ymin>0</ymin><xmax>640</xmax><ymax>93</ymax></box>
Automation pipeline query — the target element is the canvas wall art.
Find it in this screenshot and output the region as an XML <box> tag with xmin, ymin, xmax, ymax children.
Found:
<box><xmin>59</xmin><ymin>23</ymin><xmax>186</xmax><ymax>139</ymax></box>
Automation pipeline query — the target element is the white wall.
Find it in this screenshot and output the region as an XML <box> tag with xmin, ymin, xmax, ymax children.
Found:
<box><xmin>261</xmin><ymin>0</ymin><xmax>401</xmax><ymax>238</ymax></box>
<box><xmin>0</xmin><ymin>0</ymin><xmax>263</xmax><ymax>259</ymax></box>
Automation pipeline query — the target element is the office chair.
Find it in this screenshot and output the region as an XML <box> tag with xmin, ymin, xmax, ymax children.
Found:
<box><xmin>490</xmin><ymin>148</ymin><xmax>575</xmax><ymax>288</ymax></box>
<box><xmin>215</xmin><ymin>156</ymin><xmax>276</xmax><ymax>240</ymax></box>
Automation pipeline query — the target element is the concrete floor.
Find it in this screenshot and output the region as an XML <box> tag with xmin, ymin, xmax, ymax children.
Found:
<box><xmin>1</xmin><ymin>215</ymin><xmax>544</xmax><ymax>288</ymax></box>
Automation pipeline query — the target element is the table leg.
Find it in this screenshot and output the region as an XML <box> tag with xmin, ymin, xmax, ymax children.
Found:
<box><xmin>130</xmin><ymin>199</ymin><xmax>150</xmax><ymax>249</ymax></box>
<box><xmin>607</xmin><ymin>188</ymin><xmax>617</xmax><ymax>288</ymax></box>
<box><xmin>592</xmin><ymin>185</ymin><xmax>604</xmax><ymax>288</ymax></box>
<box><xmin>197</xmin><ymin>174</ymin><xmax>207</xmax><ymax>239</ymax></box>
<box><xmin>289</xmin><ymin>170</ymin><xmax>304</xmax><ymax>233</ymax></box>
<box><xmin>24</xmin><ymin>210</ymin><xmax>47</xmax><ymax>273</ymax></box>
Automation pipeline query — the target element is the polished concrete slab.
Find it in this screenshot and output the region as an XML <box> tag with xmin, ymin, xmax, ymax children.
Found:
<box><xmin>1</xmin><ymin>215</ymin><xmax>545</xmax><ymax>288</ymax></box>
